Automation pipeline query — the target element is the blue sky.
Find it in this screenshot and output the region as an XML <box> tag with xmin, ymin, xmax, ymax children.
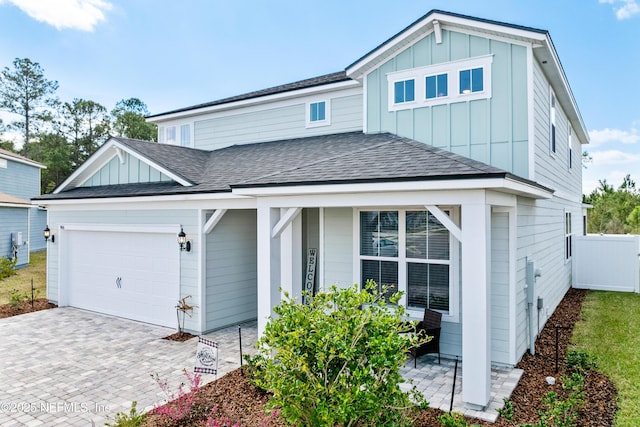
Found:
<box><xmin>0</xmin><ymin>0</ymin><xmax>638</xmax><ymax>195</ymax></box>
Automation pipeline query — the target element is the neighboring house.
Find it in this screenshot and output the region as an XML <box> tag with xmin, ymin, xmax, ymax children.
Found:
<box><xmin>34</xmin><ymin>10</ymin><xmax>587</xmax><ymax>409</ymax></box>
<box><xmin>0</xmin><ymin>148</ymin><xmax>47</xmax><ymax>267</ymax></box>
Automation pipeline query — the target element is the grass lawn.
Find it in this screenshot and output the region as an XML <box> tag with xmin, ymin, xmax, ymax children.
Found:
<box><xmin>571</xmin><ymin>290</ymin><xmax>640</xmax><ymax>427</ymax></box>
<box><xmin>0</xmin><ymin>250</ymin><xmax>47</xmax><ymax>305</ymax></box>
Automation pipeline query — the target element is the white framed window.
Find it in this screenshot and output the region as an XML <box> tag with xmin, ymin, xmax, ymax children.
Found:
<box><xmin>0</xmin><ymin>158</ymin><xmax>7</xmax><ymax>169</ymax></box>
<box><xmin>568</xmin><ymin>125</ymin><xmax>573</xmax><ymax>169</ymax></box>
<box><xmin>565</xmin><ymin>211</ymin><xmax>572</xmax><ymax>261</ymax></box>
<box><xmin>550</xmin><ymin>91</ymin><xmax>557</xmax><ymax>154</ymax></box>
<box><xmin>180</xmin><ymin>124</ymin><xmax>191</xmax><ymax>147</ymax></box>
<box><xmin>357</xmin><ymin>208</ymin><xmax>459</xmax><ymax>321</ymax></box>
<box><xmin>165</xmin><ymin>126</ymin><xmax>177</xmax><ymax>145</ymax></box>
<box><xmin>158</xmin><ymin>126</ymin><xmax>165</xmax><ymax>143</ymax></box>
<box><xmin>426</xmin><ymin>73</ymin><xmax>448</xmax><ymax>99</ymax></box>
<box><xmin>306</xmin><ymin>100</ymin><xmax>331</xmax><ymax>128</ymax></box>
<box><xmin>387</xmin><ymin>54</ymin><xmax>493</xmax><ymax>111</ymax></box>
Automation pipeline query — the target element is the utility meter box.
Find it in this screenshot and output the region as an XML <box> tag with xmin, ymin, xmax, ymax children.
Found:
<box><xmin>11</xmin><ymin>232</ymin><xmax>23</xmax><ymax>246</ymax></box>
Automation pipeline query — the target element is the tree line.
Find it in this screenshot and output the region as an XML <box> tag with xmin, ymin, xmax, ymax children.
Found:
<box><xmin>0</xmin><ymin>58</ymin><xmax>157</xmax><ymax>193</ymax></box>
<box><xmin>584</xmin><ymin>174</ymin><xmax>640</xmax><ymax>234</ymax></box>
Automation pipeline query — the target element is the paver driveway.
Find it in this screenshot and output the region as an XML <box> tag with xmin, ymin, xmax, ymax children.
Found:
<box><xmin>0</xmin><ymin>307</ymin><xmax>256</xmax><ymax>426</ymax></box>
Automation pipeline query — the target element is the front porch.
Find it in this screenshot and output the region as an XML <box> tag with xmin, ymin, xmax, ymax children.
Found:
<box><xmin>205</xmin><ymin>321</ymin><xmax>522</xmax><ymax>423</ymax></box>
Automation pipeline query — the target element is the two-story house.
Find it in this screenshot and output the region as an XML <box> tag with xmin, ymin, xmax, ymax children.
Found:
<box><xmin>35</xmin><ymin>10</ymin><xmax>587</xmax><ymax>409</ymax></box>
<box><xmin>0</xmin><ymin>148</ymin><xmax>47</xmax><ymax>267</ymax></box>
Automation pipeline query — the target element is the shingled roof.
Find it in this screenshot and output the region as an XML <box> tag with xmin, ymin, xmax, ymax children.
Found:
<box><xmin>147</xmin><ymin>71</ymin><xmax>350</xmax><ymax>119</ymax></box>
<box><xmin>34</xmin><ymin>132</ymin><xmax>550</xmax><ymax>201</ymax></box>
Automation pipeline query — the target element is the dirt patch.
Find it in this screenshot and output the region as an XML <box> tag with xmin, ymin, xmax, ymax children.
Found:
<box><xmin>163</xmin><ymin>331</ymin><xmax>197</xmax><ymax>342</ymax></box>
<box><xmin>0</xmin><ymin>298</ymin><xmax>56</xmax><ymax>319</ymax></box>
<box><xmin>142</xmin><ymin>288</ymin><xmax>617</xmax><ymax>426</ymax></box>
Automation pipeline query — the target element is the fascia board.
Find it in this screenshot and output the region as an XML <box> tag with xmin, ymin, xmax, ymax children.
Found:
<box><xmin>232</xmin><ymin>177</ymin><xmax>553</xmax><ymax>199</ymax></box>
<box><xmin>0</xmin><ymin>202</ymin><xmax>32</xmax><ymax>208</ymax></box>
<box><xmin>0</xmin><ymin>153</ymin><xmax>46</xmax><ymax>169</ymax></box>
<box><xmin>37</xmin><ymin>191</ymin><xmax>254</xmax><ymax>207</ymax></box>
<box><xmin>147</xmin><ymin>80</ymin><xmax>361</xmax><ymax>123</ymax></box>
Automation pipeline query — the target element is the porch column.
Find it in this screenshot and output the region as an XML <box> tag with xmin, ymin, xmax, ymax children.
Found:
<box><xmin>257</xmin><ymin>205</ymin><xmax>281</xmax><ymax>336</ymax></box>
<box><xmin>280</xmin><ymin>209</ymin><xmax>302</xmax><ymax>300</ymax></box>
<box><xmin>461</xmin><ymin>201</ymin><xmax>492</xmax><ymax>409</ymax></box>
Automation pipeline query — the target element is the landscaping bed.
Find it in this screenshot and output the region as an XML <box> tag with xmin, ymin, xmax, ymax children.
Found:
<box><xmin>0</xmin><ymin>298</ymin><xmax>56</xmax><ymax>319</ymax></box>
<box><xmin>140</xmin><ymin>288</ymin><xmax>616</xmax><ymax>426</ymax></box>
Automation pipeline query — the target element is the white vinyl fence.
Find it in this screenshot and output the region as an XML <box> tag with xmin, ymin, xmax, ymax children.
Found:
<box><xmin>573</xmin><ymin>234</ymin><xmax>640</xmax><ymax>293</ymax></box>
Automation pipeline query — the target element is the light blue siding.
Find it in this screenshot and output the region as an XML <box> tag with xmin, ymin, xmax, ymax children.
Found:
<box><xmin>322</xmin><ymin>208</ymin><xmax>353</xmax><ymax>289</ymax></box>
<box><xmin>0</xmin><ymin>207</ymin><xmax>29</xmax><ymax>267</ymax></box>
<box><xmin>366</xmin><ymin>29</ymin><xmax>529</xmax><ymax>178</ymax></box>
<box><xmin>29</xmin><ymin>208</ymin><xmax>47</xmax><ymax>252</ymax></box>
<box><xmin>193</xmin><ymin>93</ymin><xmax>363</xmax><ymax>151</ymax></box>
<box><xmin>47</xmin><ymin>209</ymin><xmax>200</xmax><ymax>332</ymax></box>
<box><xmin>83</xmin><ymin>154</ymin><xmax>173</xmax><ymax>187</ymax></box>
<box><xmin>0</xmin><ymin>158</ymin><xmax>40</xmax><ymax>200</ymax></box>
<box><xmin>206</xmin><ymin>210</ymin><xmax>257</xmax><ymax>331</ymax></box>
<box><xmin>491</xmin><ymin>211</ymin><xmax>510</xmax><ymax>364</ymax></box>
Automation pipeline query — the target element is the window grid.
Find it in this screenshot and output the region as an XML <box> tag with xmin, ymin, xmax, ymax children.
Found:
<box><xmin>565</xmin><ymin>211</ymin><xmax>572</xmax><ymax>261</ymax></box>
<box><xmin>310</xmin><ymin>101</ymin><xmax>326</xmax><ymax>122</ymax></box>
<box><xmin>394</xmin><ymin>79</ymin><xmax>415</xmax><ymax>104</ymax></box>
<box><xmin>426</xmin><ymin>73</ymin><xmax>448</xmax><ymax>99</ymax></box>
<box><xmin>550</xmin><ymin>94</ymin><xmax>557</xmax><ymax>153</ymax></box>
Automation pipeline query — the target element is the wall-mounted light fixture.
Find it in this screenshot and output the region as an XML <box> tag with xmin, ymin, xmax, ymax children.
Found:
<box><xmin>43</xmin><ymin>225</ymin><xmax>55</xmax><ymax>243</ymax></box>
<box><xmin>178</xmin><ymin>227</ymin><xmax>191</xmax><ymax>252</ymax></box>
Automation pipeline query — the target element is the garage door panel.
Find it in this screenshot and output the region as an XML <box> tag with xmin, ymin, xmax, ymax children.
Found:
<box><xmin>66</xmin><ymin>230</ymin><xmax>179</xmax><ymax>327</ymax></box>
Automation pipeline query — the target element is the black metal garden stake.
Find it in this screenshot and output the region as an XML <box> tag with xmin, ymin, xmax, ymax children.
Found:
<box><xmin>238</xmin><ymin>325</ymin><xmax>243</xmax><ymax>369</ymax></box>
<box><xmin>450</xmin><ymin>356</ymin><xmax>459</xmax><ymax>412</ymax></box>
<box><xmin>31</xmin><ymin>278</ymin><xmax>34</xmax><ymax>308</ymax></box>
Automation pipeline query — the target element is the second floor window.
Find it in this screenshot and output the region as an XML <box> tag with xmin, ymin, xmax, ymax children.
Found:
<box><xmin>459</xmin><ymin>67</ymin><xmax>483</xmax><ymax>94</ymax></box>
<box><xmin>310</xmin><ymin>101</ymin><xmax>326</xmax><ymax>122</ymax></box>
<box><xmin>426</xmin><ymin>73</ymin><xmax>448</xmax><ymax>99</ymax></box>
<box><xmin>394</xmin><ymin>79</ymin><xmax>415</xmax><ymax>104</ymax></box>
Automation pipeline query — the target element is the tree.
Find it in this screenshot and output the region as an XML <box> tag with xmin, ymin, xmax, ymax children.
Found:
<box><xmin>111</xmin><ymin>98</ymin><xmax>157</xmax><ymax>141</ymax></box>
<box><xmin>60</xmin><ymin>98</ymin><xmax>109</xmax><ymax>167</ymax></box>
<box><xmin>0</xmin><ymin>58</ymin><xmax>59</xmax><ymax>157</ymax></box>
<box><xmin>585</xmin><ymin>175</ymin><xmax>640</xmax><ymax>234</ymax></box>
<box><xmin>30</xmin><ymin>132</ymin><xmax>73</xmax><ymax>193</ymax></box>
<box><xmin>627</xmin><ymin>206</ymin><xmax>640</xmax><ymax>234</ymax></box>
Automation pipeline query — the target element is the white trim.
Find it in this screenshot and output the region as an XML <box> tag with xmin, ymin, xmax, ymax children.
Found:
<box><xmin>305</xmin><ymin>99</ymin><xmax>331</xmax><ymax>128</ymax></box>
<box><xmin>425</xmin><ymin>205</ymin><xmax>462</xmax><ymax>242</ymax></box>
<box><xmin>148</xmin><ymin>80</ymin><xmax>361</xmax><ymax>122</ymax></box>
<box><xmin>0</xmin><ymin>158</ymin><xmax>7</xmax><ymax>168</ymax></box>
<box><xmin>0</xmin><ymin>152</ymin><xmax>45</xmax><ymax>169</ymax></box>
<box><xmin>198</xmin><ymin>209</ymin><xmax>206</xmax><ymax>333</ymax></box>
<box><xmin>233</xmin><ymin>177</ymin><xmax>553</xmax><ymax>199</ymax></box>
<box><xmin>271</xmin><ymin>207</ymin><xmax>302</xmax><ymax>238</ymax></box>
<box><xmin>60</xmin><ymin>223</ymin><xmax>181</xmax><ymax>234</ymax></box>
<box><xmin>318</xmin><ymin>207</ymin><xmax>325</xmax><ymax>291</ymax></box>
<box><xmin>39</xmin><ymin>192</ymin><xmax>255</xmax><ymax>209</ymax></box>
<box><xmin>115</xmin><ymin>147</ymin><xmax>125</xmax><ymax>164</ymax></box>
<box><xmin>0</xmin><ymin>202</ymin><xmax>32</xmax><ymax>208</ymax></box>
<box><xmin>527</xmin><ymin>45</ymin><xmax>536</xmax><ymax>181</ymax></box>
<box><xmin>433</xmin><ymin>20</ymin><xmax>442</xmax><ymax>44</ymax></box>
<box><xmin>362</xmin><ymin>70</ymin><xmax>369</xmax><ymax>133</ymax></box>
<box><xmin>549</xmin><ymin>87</ymin><xmax>557</xmax><ymax>155</ymax></box>
<box><xmin>203</xmin><ymin>209</ymin><xmax>227</xmax><ymax>234</ymax></box>
<box><xmin>386</xmin><ymin>55</ymin><xmax>493</xmax><ymax>112</ymax></box>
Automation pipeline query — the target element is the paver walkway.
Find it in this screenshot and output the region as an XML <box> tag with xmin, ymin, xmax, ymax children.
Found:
<box><xmin>0</xmin><ymin>308</ymin><xmax>520</xmax><ymax>425</ymax></box>
<box><xmin>0</xmin><ymin>308</ymin><xmax>256</xmax><ymax>426</ymax></box>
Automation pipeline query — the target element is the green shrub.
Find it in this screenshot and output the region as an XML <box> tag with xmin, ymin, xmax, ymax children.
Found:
<box><xmin>8</xmin><ymin>289</ymin><xmax>27</xmax><ymax>308</ymax></box>
<box><xmin>249</xmin><ymin>282</ymin><xmax>427</xmax><ymax>426</ymax></box>
<box><xmin>438</xmin><ymin>411</ymin><xmax>469</xmax><ymax>426</ymax></box>
<box><xmin>565</xmin><ymin>349</ymin><xmax>597</xmax><ymax>373</ymax></box>
<box><xmin>496</xmin><ymin>397</ymin><xmax>514</xmax><ymax>422</ymax></box>
<box><xmin>104</xmin><ymin>401</ymin><xmax>146</xmax><ymax>427</ymax></box>
<box><xmin>536</xmin><ymin>373</ymin><xmax>584</xmax><ymax>427</ymax></box>
<box><xmin>0</xmin><ymin>256</ymin><xmax>17</xmax><ymax>280</ymax></box>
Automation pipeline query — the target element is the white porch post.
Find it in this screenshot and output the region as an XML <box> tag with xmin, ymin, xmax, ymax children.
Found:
<box><xmin>461</xmin><ymin>201</ymin><xmax>492</xmax><ymax>409</ymax></box>
<box><xmin>280</xmin><ymin>208</ymin><xmax>302</xmax><ymax>300</ymax></box>
<box><xmin>257</xmin><ymin>205</ymin><xmax>281</xmax><ymax>336</ymax></box>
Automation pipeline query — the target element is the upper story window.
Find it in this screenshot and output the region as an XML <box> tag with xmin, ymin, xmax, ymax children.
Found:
<box><xmin>459</xmin><ymin>67</ymin><xmax>483</xmax><ymax>94</ymax></box>
<box><xmin>394</xmin><ymin>79</ymin><xmax>415</xmax><ymax>104</ymax></box>
<box><xmin>158</xmin><ymin>124</ymin><xmax>192</xmax><ymax>147</ymax></box>
<box><xmin>568</xmin><ymin>125</ymin><xmax>573</xmax><ymax>169</ymax></box>
<box><xmin>550</xmin><ymin>92</ymin><xmax>557</xmax><ymax>153</ymax></box>
<box><xmin>0</xmin><ymin>158</ymin><xmax>6</xmax><ymax>169</ymax></box>
<box><xmin>426</xmin><ymin>73</ymin><xmax>448</xmax><ymax>99</ymax></box>
<box><xmin>387</xmin><ymin>54</ymin><xmax>492</xmax><ymax>112</ymax></box>
<box><xmin>306</xmin><ymin>100</ymin><xmax>331</xmax><ymax>128</ymax></box>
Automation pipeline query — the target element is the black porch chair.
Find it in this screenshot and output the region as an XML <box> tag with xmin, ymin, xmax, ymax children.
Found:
<box><xmin>409</xmin><ymin>307</ymin><xmax>442</xmax><ymax>368</ymax></box>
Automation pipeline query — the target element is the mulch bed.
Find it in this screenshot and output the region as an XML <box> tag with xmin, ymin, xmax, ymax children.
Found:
<box><xmin>0</xmin><ymin>298</ymin><xmax>56</xmax><ymax>319</ymax></box>
<box><xmin>141</xmin><ymin>288</ymin><xmax>617</xmax><ymax>426</ymax></box>
<box><xmin>163</xmin><ymin>331</ymin><xmax>197</xmax><ymax>342</ymax></box>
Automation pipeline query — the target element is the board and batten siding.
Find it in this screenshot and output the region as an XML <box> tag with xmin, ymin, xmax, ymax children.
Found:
<box><xmin>46</xmin><ymin>209</ymin><xmax>200</xmax><ymax>331</ymax></box>
<box><xmin>366</xmin><ymin>30</ymin><xmax>529</xmax><ymax>178</ymax></box>
<box><xmin>322</xmin><ymin>207</ymin><xmax>353</xmax><ymax>289</ymax></box>
<box><xmin>205</xmin><ymin>209</ymin><xmax>257</xmax><ymax>331</ymax></box>
<box><xmin>532</xmin><ymin>60</ymin><xmax>582</xmax><ymax>196</ymax></box>
<box><xmin>193</xmin><ymin>94</ymin><xmax>363</xmax><ymax>151</ymax></box>
<box><xmin>0</xmin><ymin>207</ymin><xmax>29</xmax><ymax>266</ymax></box>
<box><xmin>82</xmin><ymin>153</ymin><xmax>173</xmax><ymax>187</ymax></box>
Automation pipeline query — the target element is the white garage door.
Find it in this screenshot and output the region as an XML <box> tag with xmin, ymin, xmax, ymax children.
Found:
<box><xmin>66</xmin><ymin>230</ymin><xmax>179</xmax><ymax>327</ymax></box>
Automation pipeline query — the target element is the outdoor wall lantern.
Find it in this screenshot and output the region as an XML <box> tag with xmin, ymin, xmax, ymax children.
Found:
<box><xmin>43</xmin><ymin>225</ymin><xmax>55</xmax><ymax>243</ymax></box>
<box><xmin>178</xmin><ymin>227</ymin><xmax>191</xmax><ymax>252</ymax></box>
